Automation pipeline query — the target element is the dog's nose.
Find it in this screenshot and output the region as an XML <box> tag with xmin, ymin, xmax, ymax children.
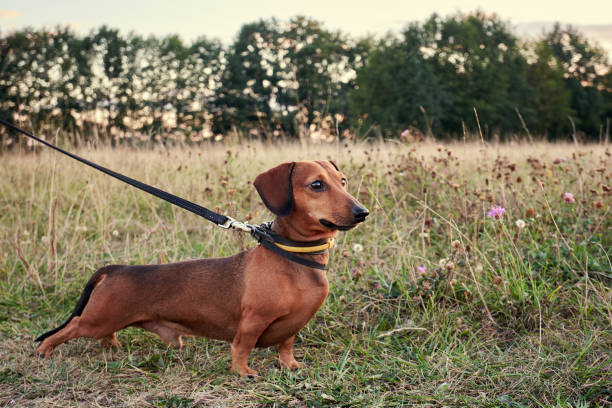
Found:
<box><xmin>352</xmin><ymin>206</ymin><xmax>369</xmax><ymax>222</ymax></box>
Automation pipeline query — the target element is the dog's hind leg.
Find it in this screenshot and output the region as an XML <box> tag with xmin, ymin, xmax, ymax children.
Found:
<box><xmin>38</xmin><ymin>313</ymin><xmax>128</xmax><ymax>358</ymax></box>
<box><xmin>37</xmin><ymin>316</ymin><xmax>87</xmax><ymax>357</ymax></box>
<box><xmin>37</xmin><ymin>285</ymin><xmax>133</xmax><ymax>357</ymax></box>
<box><xmin>99</xmin><ymin>333</ymin><xmax>122</xmax><ymax>349</ymax></box>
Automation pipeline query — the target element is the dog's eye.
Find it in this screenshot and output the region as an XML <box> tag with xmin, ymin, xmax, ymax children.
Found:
<box><xmin>341</xmin><ymin>178</ymin><xmax>347</xmax><ymax>187</ymax></box>
<box><xmin>309</xmin><ymin>180</ymin><xmax>325</xmax><ymax>191</ymax></box>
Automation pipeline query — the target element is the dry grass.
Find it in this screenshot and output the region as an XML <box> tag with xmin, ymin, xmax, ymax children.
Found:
<box><xmin>0</xmin><ymin>139</ymin><xmax>610</xmax><ymax>407</ymax></box>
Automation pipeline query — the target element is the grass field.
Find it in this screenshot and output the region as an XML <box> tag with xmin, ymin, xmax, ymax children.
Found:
<box><xmin>0</xmin><ymin>139</ymin><xmax>610</xmax><ymax>407</ymax></box>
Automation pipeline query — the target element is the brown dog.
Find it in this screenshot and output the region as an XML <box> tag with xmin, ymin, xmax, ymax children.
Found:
<box><xmin>35</xmin><ymin>161</ymin><xmax>368</xmax><ymax>376</ymax></box>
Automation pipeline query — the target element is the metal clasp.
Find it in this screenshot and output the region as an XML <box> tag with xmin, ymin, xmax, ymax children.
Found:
<box><xmin>218</xmin><ymin>216</ymin><xmax>235</xmax><ymax>229</ymax></box>
<box><xmin>218</xmin><ymin>216</ymin><xmax>253</xmax><ymax>232</ymax></box>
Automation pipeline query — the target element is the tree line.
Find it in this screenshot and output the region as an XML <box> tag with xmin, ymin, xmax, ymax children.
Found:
<box><xmin>1</xmin><ymin>12</ymin><xmax>611</xmax><ymax>147</ymax></box>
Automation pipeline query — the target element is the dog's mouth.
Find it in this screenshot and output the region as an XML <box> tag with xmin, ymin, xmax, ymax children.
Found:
<box><xmin>319</xmin><ymin>219</ymin><xmax>358</xmax><ymax>231</ymax></box>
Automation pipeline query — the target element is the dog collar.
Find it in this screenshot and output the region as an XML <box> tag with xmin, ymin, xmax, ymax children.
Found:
<box><xmin>250</xmin><ymin>223</ymin><xmax>332</xmax><ymax>270</ymax></box>
<box><xmin>273</xmin><ymin>239</ymin><xmax>334</xmax><ymax>253</ymax></box>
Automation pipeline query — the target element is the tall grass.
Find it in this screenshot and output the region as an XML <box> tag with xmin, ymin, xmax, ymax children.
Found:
<box><xmin>0</xmin><ymin>139</ymin><xmax>610</xmax><ymax>407</ymax></box>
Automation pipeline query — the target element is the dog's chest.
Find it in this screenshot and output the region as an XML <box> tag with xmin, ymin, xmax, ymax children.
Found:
<box><xmin>291</xmin><ymin>266</ymin><xmax>328</xmax><ymax>290</ymax></box>
<box><xmin>292</xmin><ymin>270</ymin><xmax>329</xmax><ymax>317</ymax></box>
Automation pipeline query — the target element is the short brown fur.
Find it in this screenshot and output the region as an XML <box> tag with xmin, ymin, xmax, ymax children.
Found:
<box><xmin>36</xmin><ymin>161</ymin><xmax>368</xmax><ymax>377</ymax></box>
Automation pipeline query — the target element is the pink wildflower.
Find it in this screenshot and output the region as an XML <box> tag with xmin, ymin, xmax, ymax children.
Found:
<box><xmin>417</xmin><ymin>266</ymin><xmax>426</xmax><ymax>275</ymax></box>
<box><xmin>487</xmin><ymin>206</ymin><xmax>506</xmax><ymax>219</ymax></box>
<box><xmin>563</xmin><ymin>192</ymin><xmax>575</xmax><ymax>203</ymax></box>
<box><xmin>401</xmin><ymin>129</ymin><xmax>410</xmax><ymax>139</ymax></box>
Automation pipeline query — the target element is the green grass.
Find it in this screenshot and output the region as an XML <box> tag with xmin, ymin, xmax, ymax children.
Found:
<box><xmin>0</xmin><ymin>140</ymin><xmax>610</xmax><ymax>407</ymax></box>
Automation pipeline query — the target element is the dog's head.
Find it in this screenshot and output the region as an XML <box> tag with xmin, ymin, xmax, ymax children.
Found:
<box><xmin>254</xmin><ymin>161</ymin><xmax>368</xmax><ymax>240</ymax></box>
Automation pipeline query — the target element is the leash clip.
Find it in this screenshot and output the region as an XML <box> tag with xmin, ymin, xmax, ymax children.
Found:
<box><xmin>218</xmin><ymin>216</ymin><xmax>253</xmax><ymax>232</ymax></box>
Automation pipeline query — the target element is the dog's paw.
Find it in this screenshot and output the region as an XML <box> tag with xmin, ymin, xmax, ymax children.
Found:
<box><xmin>232</xmin><ymin>365</ymin><xmax>259</xmax><ymax>378</ymax></box>
<box><xmin>36</xmin><ymin>345</ymin><xmax>52</xmax><ymax>359</ymax></box>
<box><xmin>279</xmin><ymin>358</ymin><xmax>302</xmax><ymax>371</ymax></box>
<box><xmin>242</xmin><ymin>369</ymin><xmax>259</xmax><ymax>379</ymax></box>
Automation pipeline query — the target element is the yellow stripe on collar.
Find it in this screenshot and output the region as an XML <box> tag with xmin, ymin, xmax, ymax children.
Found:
<box><xmin>273</xmin><ymin>239</ymin><xmax>334</xmax><ymax>253</ymax></box>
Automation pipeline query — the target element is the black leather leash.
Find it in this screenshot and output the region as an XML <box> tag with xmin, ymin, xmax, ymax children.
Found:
<box><xmin>0</xmin><ymin>118</ymin><xmax>229</xmax><ymax>226</ymax></box>
<box><xmin>0</xmin><ymin>119</ymin><xmax>330</xmax><ymax>270</ymax></box>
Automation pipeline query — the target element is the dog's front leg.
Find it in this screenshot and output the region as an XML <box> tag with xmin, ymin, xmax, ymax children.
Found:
<box><xmin>277</xmin><ymin>335</ymin><xmax>301</xmax><ymax>370</ymax></box>
<box><xmin>230</xmin><ymin>313</ymin><xmax>273</xmax><ymax>377</ymax></box>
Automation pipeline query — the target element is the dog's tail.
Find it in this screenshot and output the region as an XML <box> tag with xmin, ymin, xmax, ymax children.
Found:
<box><xmin>35</xmin><ymin>267</ymin><xmax>113</xmax><ymax>342</ymax></box>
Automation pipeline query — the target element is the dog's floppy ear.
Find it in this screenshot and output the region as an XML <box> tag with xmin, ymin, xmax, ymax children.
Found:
<box><xmin>254</xmin><ymin>162</ymin><xmax>295</xmax><ymax>217</ymax></box>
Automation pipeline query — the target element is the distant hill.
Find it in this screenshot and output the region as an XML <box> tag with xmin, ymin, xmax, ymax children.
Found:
<box><xmin>514</xmin><ymin>22</ymin><xmax>612</xmax><ymax>59</ymax></box>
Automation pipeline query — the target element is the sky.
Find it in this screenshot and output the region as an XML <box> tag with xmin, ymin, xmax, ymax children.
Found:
<box><xmin>0</xmin><ymin>0</ymin><xmax>611</xmax><ymax>44</ymax></box>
